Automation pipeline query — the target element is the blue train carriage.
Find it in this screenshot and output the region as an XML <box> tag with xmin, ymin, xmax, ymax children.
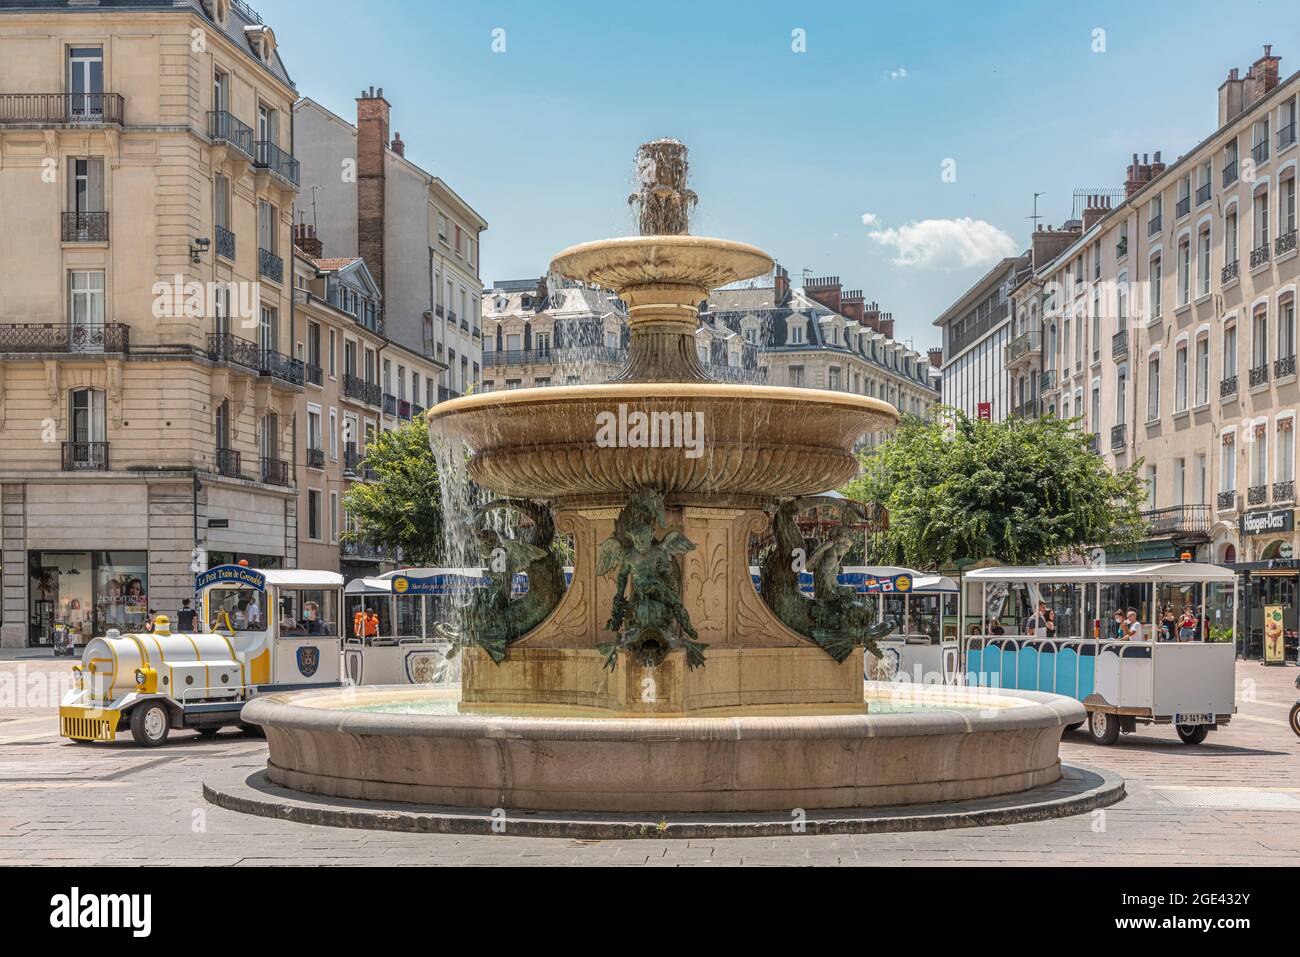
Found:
<box><xmin>960</xmin><ymin>562</ymin><xmax>1238</xmax><ymax>745</ymax></box>
<box><xmin>341</xmin><ymin>567</ymin><xmax>574</xmax><ymax>685</ymax></box>
<box><xmin>58</xmin><ymin>564</ymin><xmax>345</xmax><ymax>746</ymax></box>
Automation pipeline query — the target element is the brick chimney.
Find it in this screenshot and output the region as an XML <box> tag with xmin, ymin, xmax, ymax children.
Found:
<box><xmin>391</xmin><ymin>131</ymin><xmax>405</xmax><ymax>157</ymax></box>
<box><xmin>840</xmin><ymin>289</ymin><xmax>865</xmax><ymax>325</ymax></box>
<box><xmin>1245</xmin><ymin>45</ymin><xmax>1282</xmax><ymax>107</ymax></box>
<box><xmin>879</xmin><ymin>312</ymin><xmax>895</xmax><ymax>339</ymax></box>
<box><xmin>1082</xmin><ymin>193</ymin><xmax>1113</xmax><ymax>232</ymax></box>
<box><xmin>1031</xmin><ymin>225</ymin><xmax>1077</xmax><ymax>270</ymax></box>
<box><xmin>803</xmin><ymin>275</ymin><xmax>842</xmax><ymax>313</ymax></box>
<box><xmin>1124</xmin><ymin>152</ymin><xmax>1165</xmax><ymax>199</ymax></box>
<box><xmin>357</xmin><ymin>86</ymin><xmax>390</xmax><ymax>298</ymax></box>
<box><xmin>773</xmin><ymin>264</ymin><xmax>790</xmax><ymax>305</ymax></box>
<box><xmin>1219</xmin><ymin>68</ymin><xmax>1246</xmax><ymax>127</ymax></box>
<box><xmin>927</xmin><ymin>347</ymin><xmax>944</xmax><ymax>368</ymax></box>
<box><xmin>862</xmin><ymin>300</ymin><xmax>882</xmax><ymax>333</ymax></box>
<box><xmin>293</xmin><ymin>223</ymin><xmax>323</xmax><ymax>259</ymax></box>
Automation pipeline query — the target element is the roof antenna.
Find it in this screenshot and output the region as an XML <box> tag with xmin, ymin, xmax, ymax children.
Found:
<box><xmin>1027</xmin><ymin>192</ymin><xmax>1045</xmax><ymax>231</ymax></box>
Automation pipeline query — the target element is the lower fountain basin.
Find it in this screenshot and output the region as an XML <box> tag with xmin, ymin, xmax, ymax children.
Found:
<box><xmin>242</xmin><ymin>683</ymin><xmax>1085</xmax><ymax>814</ymax></box>
<box><xmin>428</xmin><ymin>382</ymin><xmax>897</xmax><ymax>504</ymax></box>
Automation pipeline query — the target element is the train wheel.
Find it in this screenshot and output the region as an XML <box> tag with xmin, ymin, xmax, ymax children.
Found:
<box><xmin>1290</xmin><ymin>703</ymin><xmax>1300</xmax><ymax>738</ymax></box>
<box><xmin>129</xmin><ymin>702</ymin><xmax>171</xmax><ymax>747</ymax></box>
<box><xmin>1176</xmin><ymin>724</ymin><xmax>1210</xmax><ymax>745</ymax></box>
<box><xmin>1088</xmin><ymin>711</ymin><xmax>1120</xmax><ymax>746</ymax></box>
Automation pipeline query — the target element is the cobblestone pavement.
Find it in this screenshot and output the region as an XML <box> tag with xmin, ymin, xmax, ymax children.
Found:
<box><xmin>1</xmin><ymin>652</ymin><xmax>1297</xmax><ymax>866</ymax></box>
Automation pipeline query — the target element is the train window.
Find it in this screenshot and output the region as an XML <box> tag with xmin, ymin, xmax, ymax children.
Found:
<box><xmin>279</xmin><ymin>588</ymin><xmax>338</xmax><ymax>638</ymax></box>
<box><xmin>208</xmin><ymin>586</ymin><xmax>266</xmax><ymax>633</ymax></box>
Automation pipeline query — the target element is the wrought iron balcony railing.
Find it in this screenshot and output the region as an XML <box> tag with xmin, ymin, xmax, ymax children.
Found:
<box><xmin>1249</xmin><ymin>363</ymin><xmax>1270</xmax><ymax>388</ymax></box>
<box><xmin>258</xmin><ymin>247</ymin><xmax>283</xmax><ymax>283</ymax></box>
<box><xmin>1276</xmin><ymin>229</ymin><xmax>1298</xmax><ymax>257</ymax></box>
<box><xmin>1041</xmin><ymin>369</ymin><xmax>1058</xmax><ymax>391</ymax></box>
<box><xmin>305</xmin><ymin>448</ymin><xmax>325</xmax><ymax>470</ymax></box>
<box><xmin>1277</xmin><ymin>354</ymin><xmax>1297</xmax><ymax>379</ymax></box>
<box><xmin>253</xmin><ymin>140</ymin><xmax>300</xmax><ymax>186</ymax></box>
<box><xmin>1143</xmin><ymin>504</ymin><xmax>1211</xmax><ymax>537</ymax></box>
<box><xmin>1110</xmin><ymin>423</ymin><xmax>1127</xmax><ymax>451</ymax></box>
<box><xmin>1006</xmin><ymin>330</ymin><xmax>1041</xmax><ymax>365</ymax></box>
<box><xmin>62</xmin><ymin>441</ymin><xmax>109</xmax><ymax>472</ymax></box>
<box><xmin>1147</xmin><ymin>215</ymin><xmax>1162</xmax><ymax>237</ymax></box>
<box><xmin>341</xmin><ymin>539</ymin><xmax>392</xmax><ymax>563</ymax></box>
<box><xmin>1196</xmin><ymin>182</ymin><xmax>1212</xmax><ymax>206</ymax></box>
<box><xmin>216</xmin><ymin>448</ymin><xmax>242</xmax><ymax>479</ymax></box>
<box><xmin>1222</xmin><ymin>260</ymin><xmax>1239</xmax><ymax>284</ymax></box>
<box><xmin>1220</xmin><ymin>374</ymin><xmax>1239</xmax><ymax>398</ymax></box>
<box><xmin>1176</xmin><ymin>196</ymin><xmax>1191</xmax><ymax>219</ymax></box>
<box><xmin>343</xmin><ymin>373</ymin><xmax>383</xmax><ymax>407</ymax></box>
<box><xmin>343</xmin><ymin>445</ymin><xmax>362</xmax><ymax>476</ymax></box>
<box><xmin>260</xmin><ymin>456</ymin><xmax>289</xmax><ymax>487</ymax></box>
<box><xmin>438</xmin><ymin>386</ymin><xmax>462</xmax><ymax>404</ymax></box>
<box><xmin>62</xmin><ymin>211</ymin><xmax>108</xmax><ymax>242</ymax></box>
<box><xmin>1274</xmin><ymin>480</ymin><xmax>1296</xmax><ymax>503</ymax></box>
<box><xmin>1248</xmin><ymin>484</ymin><xmax>1269</xmax><ymax>506</ymax></box>
<box><xmin>1251</xmin><ymin>242</ymin><xmax>1271</xmax><ymax>269</ymax></box>
<box><xmin>1279</xmin><ymin>123</ymin><xmax>1297</xmax><ymax>151</ymax></box>
<box><xmin>207</xmin><ymin>110</ymin><xmax>254</xmax><ymax>157</ymax></box>
<box><xmin>305</xmin><ymin>363</ymin><xmax>323</xmax><ymax>387</ymax></box>
<box><xmin>1111</xmin><ymin>328</ymin><xmax>1128</xmax><ymax>359</ymax></box>
<box><xmin>0</xmin><ymin>92</ymin><xmax>124</xmax><ymax>126</ymax></box>
<box><xmin>0</xmin><ymin>322</ymin><xmax>128</xmax><ymax>354</ymax></box>
<box><xmin>206</xmin><ymin>333</ymin><xmax>303</xmax><ymax>386</ymax></box>
<box><xmin>383</xmin><ymin>393</ymin><xmax>397</xmax><ymax>416</ymax></box>
<box><xmin>215</xmin><ymin>224</ymin><xmax>236</xmax><ymax>261</ymax></box>
<box><xmin>1223</xmin><ymin>160</ymin><xmax>1238</xmax><ymax>186</ymax></box>
<box><xmin>1217</xmin><ymin>490</ymin><xmax>1237</xmax><ymax>512</ymax></box>
<box><xmin>1252</xmin><ymin>139</ymin><xmax>1270</xmax><ymax>164</ymax></box>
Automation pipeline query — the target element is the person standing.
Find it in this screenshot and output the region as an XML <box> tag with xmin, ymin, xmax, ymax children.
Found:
<box><xmin>176</xmin><ymin>598</ymin><xmax>197</xmax><ymax>632</ymax></box>
<box><xmin>1126</xmin><ymin>608</ymin><xmax>1146</xmax><ymax>641</ymax></box>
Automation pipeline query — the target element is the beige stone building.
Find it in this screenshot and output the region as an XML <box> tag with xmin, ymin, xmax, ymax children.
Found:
<box><xmin>1018</xmin><ymin>46</ymin><xmax>1300</xmax><ymax>658</ymax></box>
<box><xmin>290</xmin><ymin>228</ymin><xmax>445</xmax><ymax>575</ymax></box>
<box><xmin>0</xmin><ymin>0</ymin><xmax>302</xmax><ymax>646</ymax></box>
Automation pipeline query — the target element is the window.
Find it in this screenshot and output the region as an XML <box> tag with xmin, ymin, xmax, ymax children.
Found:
<box><xmin>1279</xmin><ymin>419</ymin><xmax>1296</xmax><ymax>485</ymax></box>
<box><xmin>1198</xmin><ymin>227</ymin><xmax>1211</xmax><ymax>297</ymax></box>
<box><xmin>214</xmin><ymin>173</ymin><xmax>231</xmax><ymax>234</ymax></box>
<box><xmin>1116</xmin><ymin>365</ymin><xmax>1127</xmax><ymax>425</ymax></box>
<box><xmin>1253</xmin><ymin>306</ymin><xmax>1269</xmax><ymax>369</ymax></box>
<box><xmin>1224</xmin><ymin>320</ymin><xmax>1238</xmax><ymax>378</ymax></box>
<box><xmin>1091</xmin><ymin>386</ymin><xmax>1101</xmax><ymax>437</ymax></box>
<box><xmin>328</xmin><ymin>329</ymin><xmax>337</xmax><ymax>377</ymax></box>
<box><xmin>438</xmin><ymin>214</ymin><xmax>448</xmax><ymax>244</ymax></box>
<box><xmin>1146</xmin><ymin>354</ymin><xmax>1160</xmax><ymax>420</ymax></box>
<box><xmin>68</xmin><ymin>271</ymin><xmax>105</xmax><ymax>332</ymax></box>
<box><xmin>789</xmin><ymin>366</ymin><xmax>805</xmax><ymax>387</ymax></box>
<box><xmin>258</xmin><ymin>103</ymin><xmax>278</xmax><ymax>145</ymax></box>
<box><xmin>1254</xmin><ymin>189</ymin><xmax>1270</xmax><ymax>250</ymax></box>
<box><xmin>69</xmin><ymin>387</ymin><xmax>106</xmax><ymax>453</ymax></box>
<box><xmin>1146</xmin><ymin>465</ymin><xmax>1157</xmax><ymax>509</ymax></box>
<box><xmin>260</xmin><ymin>305</ymin><xmax>277</xmax><ymax>354</ymax></box>
<box><xmin>1226</xmin><ymin>209</ymin><xmax>1239</xmax><ymax>265</ymax></box>
<box><xmin>66</xmin><ymin>46</ymin><xmax>104</xmax><ymax>118</ymax></box>
<box><xmin>329</xmin><ymin>408</ymin><xmax>338</xmax><ymax>460</ymax></box>
<box><xmin>67</xmin><ymin>157</ymin><xmax>104</xmax><ymax>214</ymax></box>
<box><xmin>1220</xmin><ymin>435</ymin><xmax>1237</xmax><ymax>494</ymax></box>
<box><xmin>1195</xmin><ymin>453</ymin><xmax>1207</xmax><ymax>504</ymax></box>
<box><xmin>1175</xmin><ymin>343</ymin><xmax>1188</xmax><ymax>412</ymax></box>
<box><xmin>1149</xmin><ymin>254</ymin><xmax>1162</xmax><ymax>317</ymax></box>
<box><xmin>1281</xmin><ymin>297</ymin><xmax>1297</xmax><ymax>361</ymax></box>
<box><xmin>330</xmin><ymin>491</ymin><xmax>340</xmax><ymax>544</ymax></box>
<box><xmin>1251</xmin><ymin>425</ymin><xmax>1268</xmax><ymax>490</ymax></box>
<box><xmin>1177</xmin><ymin>237</ymin><xmax>1191</xmax><ymax>306</ymax></box>
<box><xmin>258</xmin><ymin>199</ymin><xmax>277</xmax><ymax>255</ymax></box>
<box><xmin>1173</xmin><ymin>459</ymin><xmax>1185</xmax><ymax>508</ymax></box>
<box><xmin>307</xmin><ymin>490</ymin><xmax>321</xmax><ymax>541</ymax></box>
<box><xmin>215</xmin><ymin>400</ymin><xmax>230</xmax><ymax>451</ymax></box>
<box><xmin>307</xmin><ymin>407</ymin><xmax>322</xmax><ymax>454</ymax></box>
<box><xmin>260</xmin><ymin>412</ymin><xmax>278</xmax><ymax>462</ymax></box>
<box><xmin>213</xmin><ymin>68</ymin><xmax>228</xmax><ymax>113</ymax></box>
<box><xmin>1283</xmin><ymin>175</ymin><xmax>1297</xmax><ymax>236</ymax></box>
<box><xmin>1195</xmin><ymin>336</ymin><xmax>1209</xmax><ymax>405</ymax></box>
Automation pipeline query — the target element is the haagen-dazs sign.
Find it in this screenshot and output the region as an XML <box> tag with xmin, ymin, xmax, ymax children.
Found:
<box><xmin>1240</xmin><ymin>508</ymin><xmax>1295</xmax><ymax>536</ymax></box>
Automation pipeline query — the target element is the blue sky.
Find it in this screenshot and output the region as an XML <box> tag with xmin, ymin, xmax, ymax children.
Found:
<box><xmin>256</xmin><ymin>0</ymin><xmax>1300</xmax><ymax>351</ymax></box>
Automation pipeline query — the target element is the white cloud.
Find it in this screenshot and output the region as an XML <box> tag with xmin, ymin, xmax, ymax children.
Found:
<box><xmin>889</xmin><ymin>67</ymin><xmax>908</xmax><ymax>80</ymax></box>
<box><xmin>860</xmin><ymin>212</ymin><xmax>879</xmax><ymax>226</ymax></box>
<box><xmin>867</xmin><ymin>217</ymin><xmax>1019</xmax><ymax>270</ymax></box>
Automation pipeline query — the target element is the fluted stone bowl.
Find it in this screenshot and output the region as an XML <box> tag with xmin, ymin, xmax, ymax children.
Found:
<box><xmin>427</xmin><ymin>383</ymin><xmax>897</xmax><ymax>505</ymax></box>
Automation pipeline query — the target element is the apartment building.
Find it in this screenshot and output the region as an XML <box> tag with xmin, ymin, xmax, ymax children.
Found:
<box><xmin>294</xmin><ymin>91</ymin><xmax>487</xmax><ymax>400</ymax></box>
<box><xmin>291</xmin><ymin>226</ymin><xmax>444</xmax><ymax>575</ymax></box>
<box><xmin>0</xmin><ymin>0</ymin><xmax>303</xmax><ymax>647</ymax></box>
<box><xmin>1024</xmin><ymin>46</ymin><xmax>1300</xmax><ymax>657</ymax></box>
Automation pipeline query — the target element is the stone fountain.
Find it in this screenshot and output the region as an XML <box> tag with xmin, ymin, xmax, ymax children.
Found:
<box><xmin>238</xmin><ymin>141</ymin><xmax>1087</xmax><ymax>819</ymax></box>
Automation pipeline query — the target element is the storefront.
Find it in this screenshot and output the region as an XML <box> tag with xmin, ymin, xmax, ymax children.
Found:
<box><xmin>27</xmin><ymin>550</ymin><xmax>149</xmax><ymax>646</ymax></box>
<box><xmin>1233</xmin><ymin>507</ymin><xmax>1299</xmax><ymax>662</ymax></box>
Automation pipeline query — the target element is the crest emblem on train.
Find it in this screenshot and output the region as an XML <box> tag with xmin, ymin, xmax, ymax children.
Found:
<box><xmin>296</xmin><ymin>646</ymin><xmax>320</xmax><ymax>678</ymax></box>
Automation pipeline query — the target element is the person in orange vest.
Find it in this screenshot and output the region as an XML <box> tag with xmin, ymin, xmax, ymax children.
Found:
<box><xmin>364</xmin><ymin>609</ymin><xmax>380</xmax><ymax>639</ymax></box>
<box><xmin>353</xmin><ymin>607</ymin><xmax>367</xmax><ymax>641</ymax></box>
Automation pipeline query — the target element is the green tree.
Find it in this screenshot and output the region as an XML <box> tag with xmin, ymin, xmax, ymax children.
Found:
<box><xmin>841</xmin><ymin>408</ymin><xmax>1146</xmax><ymax>569</ymax></box>
<box><xmin>342</xmin><ymin>420</ymin><xmax>444</xmax><ymax>565</ymax></box>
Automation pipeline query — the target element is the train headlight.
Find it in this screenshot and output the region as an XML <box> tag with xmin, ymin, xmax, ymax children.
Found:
<box><xmin>135</xmin><ymin>669</ymin><xmax>146</xmax><ymax>687</ymax></box>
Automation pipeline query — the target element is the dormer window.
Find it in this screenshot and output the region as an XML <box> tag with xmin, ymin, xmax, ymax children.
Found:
<box><xmin>245</xmin><ymin>25</ymin><xmax>277</xmax><ymax>62</ymax></box>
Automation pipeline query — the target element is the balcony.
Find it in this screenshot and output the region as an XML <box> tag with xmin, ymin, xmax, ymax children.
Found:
<box><xmin>383</xmin><ymin>393</ymin><xmax>397</xmax><ymax>417</ymax></box>
<box><xmin>1143</xmin><ymin>504</ymin><xmax>1211</xmax><ymax>538</ymax></box>
<box><xmin>1175</xmin><ymin>196</ymin><xmax>1191</xmax><ymax>219</ymax></box>
<box><xmin>1251</xmin><ymin>242</ymin><xmax>1271</xmax><ymax>269</ymax></box>
<box><xmin>215</xmin><ymin>224</ymin><xmax>236</xmax><ymax>262</ymax></box>
<box><xmin>1011</xmin><ymin>399</ymin><xmax>1039</xmax><ymax>421</ymax></box>
<box><xmin>260</xmin><ymin>457</ymin><xmax>290</xmax><ymax>487</ymax></box>
<box><xmin>1248</xmin><ymin>484</ymin><xmax>1270</xmax><ymax>506</ymax></box>
<box><xmin>305</xmin><ymin>448</ymin><xmax>325</xmax><ymax>471</ymax></box>
<box><xmin>1217</xmin><ymin>490</ymin><xmax>1237</xmax><ymax>512</ymax></box>
<box><xmin>1276</xmin><ymin>229</ymin><xmax>1298</xmax><ymax>257</ymax></box>
<box><xmin>484</xmin><ymin>346</ymin><xmax>626</xmax><ymax>367</ymax></box>
<box><xmin>1005</xmin><ymin>330</ymin><xmax>1041</xmax><ymax>366</ymax></box>
<box><xmin>0</xmin><ymin>92</ymin><xmax>124</xmax><ymax>126</ymax></box>
<box><xmin>62</xmin><ymin>211</ymin><xmax>108</xmax><ymax>243</ymax></box>
<box><xmin>216</xmin><ymin>448</ymin><xmax>242</xmax><ymax>479</ymax></box>
<box><xmin>0</xmin><ymin>322</ymin><xmax>128</xmax><ymax>355</ymax></box>
<box><xmin>1276</xmin><ymin>354</ymin><xmax>1297</xmax><ymax>380</ymax></box>
<box><xmin>1110</xmin><ymin>423</ymin><xmax>1126</xmax><ymax>451</ymax></box>
<box><xmin>1223</xmin><ymin>161</ymin><xmax>1238</xmax><ymax>187</ymax></box>
<box><xmin>397</xmin><ymin>399</ymin><xmax>412</xmax><ymax>420</ymax></box>
<box><xmin>1249</xmin><ymin>363</ymin><xmax>1270</xmax><ymax>388</ymax></box>
<box><xmin>411</xmin><ymin>403</ymin><xmax>425</xmax><ymax>419</ymax></box>
<box><xmin>448</xmin><ymin>310</ymin><xmax>458</xmax><ymax>325</ymax></box>
<box><xmin>1252</xmin><ymin>139</ymin><xmax>1270</xmax><ymax>164</ymax></box>
<box><xmin>1196</xmin><ymin>182</ymin><xmax>1212</xmax><ymax>206</ymax></box>
<box><xmin>1222</xmin><ymin>260</ymin><xmax>1239</xmax><ymax>284</ymax></box>
<box><xmin>1116</xmin><ymin>237</ymin><xmax>1128</xmax><ymax>258</ymax></box>
<box><xmin>1111</xmin><ymin>328</ymin><xmax>1128</xmax><ymax>359</ymax></box>
<box><xmin>1275</xmin><ymin>480</ymin><xmax>1296</xmax><ymax>503</ymax></box>
<box><xmin>437</xmin><ymin>386</ymin><xmax>462</xmax><ymax>404</ymax></box>
<box><xmin>207</xmin><ymin>110</ymin><xmax>254</xmax><ymax>157</ymax></box>
<box><xmin>258</xmin><ymin>247</ymin><xmax>284</xmax><ymax>284</ymax></box>
<box><xmin>343</xmin><ymin>444</ymin><xmax>376</xmax><ymax>481</ymax></box>
<box><xmin>1220</xmin><ymin>374</ymin><xmax>1239</xmax><ymax>398</ymax></box>
<box><xmin>305</xmin><ymin>363</ymin><xmax>323</xmax><ymax>387</ymax></box>
<box><xmin>253</xmin><ymin>140</ymin><xmax>300</xmax><ymax>187</ymax></box>
<box><xmin>62</xmin><ymin>441</ymin><xmax>109</xmax><ymax>472</ymax></box>
<box><xmin>341</xmin><ymin>539</ymin><xmax>391</xmax><ymax>564</ymax></box>
<box><xmin>1040</xmin><ymin>369</ymin><xmax>1058</xmax><ymax>391</ymax></box>
<box><xmin>1280</xmin><ymin>123</ymin><xmax>1298</xmax><ymax>151</ymax></box>
<box><xmin>206</xmin><ymin>333</ymin><xmax>304</xmax><ymax>387</ymax></box>
<box><xmin>343</xmin><ymin>373</ymin><xmax>383</xmax><ymax>407</ymax></box>
<box><xmin>1147</xmin><ymin>215</ymin><xmax>1162</xmax><ymax>237</ymax></box>
<box><xmin>1087</xmin><ymin>433</ymin><xmax>1100</xmax><ymax>455</ymax></box>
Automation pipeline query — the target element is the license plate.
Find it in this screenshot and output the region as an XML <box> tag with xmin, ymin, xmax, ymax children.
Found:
<box><xmin>1175</xmin><ymin>712</ymin><xmax>1214</xmax><ymax>726</ymax></box>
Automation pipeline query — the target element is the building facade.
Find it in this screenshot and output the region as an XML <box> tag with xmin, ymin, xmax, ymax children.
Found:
<box><xmin>294</xmin><ymin>92</ymin><xmax>487</xmax><ymax>401</ymax></box>
<box><xmin>291</xmin><ymin>227</ymin><xmax>444</xmax><ymax>575</ymax></box>
<box><xmin>0</xmin><ymin>0</ymin><xmax>303</xmax><ymax>647</ymax></box>
<box><xmin>1023</xmin><ymin>46</ymin><xmax>1300</xmax><ymax>657</ymax></box>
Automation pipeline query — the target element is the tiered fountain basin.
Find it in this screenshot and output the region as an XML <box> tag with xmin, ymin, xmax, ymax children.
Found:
<box><xmin>242</xmin><ymin>683</ymin><xmax>1085</xmax><ymax>813</ymax></box>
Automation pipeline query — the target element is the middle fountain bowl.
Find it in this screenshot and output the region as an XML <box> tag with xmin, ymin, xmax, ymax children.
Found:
<box><xmin>429</xmin><ymin>235</ymin><xmax>899</xmax><ymax>509</ymax></box>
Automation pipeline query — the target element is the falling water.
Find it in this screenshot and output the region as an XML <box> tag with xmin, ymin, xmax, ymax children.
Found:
<box><xmin>629</xmin><ymin>138</ymin><xmax>697</xmax><ymax>236</ymax></box>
